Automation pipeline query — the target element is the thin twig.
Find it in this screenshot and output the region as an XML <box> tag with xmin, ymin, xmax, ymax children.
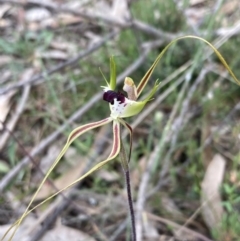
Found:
<box><xmin>109</xmin><ymin>218</ymin><xmax>128</xmax><ymax>241</ymax></box>
<box><xmin>0</xmin><ymin>70</ymin><xmax>33</xmax><ymax>150</ymax></box>
<box><xmin>0</xmin><ymin>30</ymin><xmax>118</xmax><ymax>95</ymax></box>
<box><xmin>0</xmin><ymin>0</ymin><xmax>179</xmax><ymax>40</ymax></box>
<box><xmin>147</xmin><ymin>212</ymin><xmax>214</xmax><ymax>241</ymax></box>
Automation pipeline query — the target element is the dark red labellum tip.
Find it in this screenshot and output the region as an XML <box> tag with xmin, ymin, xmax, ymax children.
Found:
<box><xmin>103</xmin><ymin>90</ymin><xmax>126</xmax><ymax>105</ymax></box>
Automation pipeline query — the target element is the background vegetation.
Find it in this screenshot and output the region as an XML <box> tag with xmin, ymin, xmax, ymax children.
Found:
<box><xmin>0</xmin><ymin>0</ymin><xmax>240</xmax><ymax>240</ymax></box>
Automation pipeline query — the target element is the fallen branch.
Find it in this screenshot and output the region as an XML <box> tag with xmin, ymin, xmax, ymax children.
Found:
<box><xmin>0</xmin><ymin>30</ymin><xmax>118</xmax><ymax>95</ymax></box>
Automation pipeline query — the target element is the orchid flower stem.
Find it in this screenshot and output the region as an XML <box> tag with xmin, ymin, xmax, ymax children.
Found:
<box><xmin>124</xmin><ymin>169</ymin><xmax>136</xmax><ymax>241</ymax></box>
<box><xmin>120</xmin><ymin>137</ymin><xmax>136</xmax><ymax>241</ymax></box>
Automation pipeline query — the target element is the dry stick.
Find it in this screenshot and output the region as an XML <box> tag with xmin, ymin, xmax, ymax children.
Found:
<box><xmin>0</xmin><ymin>30</ymin><xmax>118</xmax><ymax>95</ymax></box>
<box><xmin>109</xmin><ymin>218</ymin><xmax>128</xmax><ymax>241</ymax></box>
<box><xmin>147</xmin><ymin>212</ymin><xmax>214</xmax><ymax>241</ymax></box>
<box><xmin>0</xmin><ymin>69</ymin><xmax>36</xmax><ymax>150</ymax></box>
<box><xmin>126</xmin><ymin>2</ymin><xmax>142</xmax><ymax>55</ymax></box>
<box><xmin>16</xmin><ymin>0</ymin><xmax>234</xmax><ymax>42</ymax></box>
<box><xmin>0</xmin><ymin>0</ymin><xmax>178</xmax><ymax>41</ymax></box>
<box><xmin>215</xmin><ymin>21</ymin><xmax>240</xmax><ymax>37</ymax></box>
<box><xmin>0</xmin><ymin>85</ymin><xmax>30</xmax><ymax>150</ymax></box>
<box><xmin>203</xmin><ymin>101</ymin><xmax>240</xmax><ymax>148</ymax></box>
<box><xmin>0</xmin><ymin>37</ymin><xmax>150</xmax><ymax>192</ymax></box>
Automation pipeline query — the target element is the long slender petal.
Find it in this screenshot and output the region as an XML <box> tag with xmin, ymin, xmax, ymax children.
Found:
<box><xmin>109</xmin><ymin>120</ymin><xmax>121</xmax><ymax>157</ymax></box>
<box><xmin>2</xmin><ymin>119</ymin><xmax>120</xmax><ymax>241</ymax></box>
<box><xmin>118</xmin><ymin>119</ymin><xmax>133</xmax><ymax>163</ymax></box>
<box><xmin>8</xmin><ymin>117</ymin><xmax>113</xmax><ymax>241</ymax></box>
<box><xmin>68</xmin><ymin>118</ymin><xmax>112</xmax><ymax>142</ymax></box>
<box><xmin>136</xmin><ymin>35</ymin><xmax>240</xmax><ymax>97</ymax></box>
<box><xmin>4</xmin><ymin>121</ymin><xmax>121</xmax><ymax>241</ymax></box>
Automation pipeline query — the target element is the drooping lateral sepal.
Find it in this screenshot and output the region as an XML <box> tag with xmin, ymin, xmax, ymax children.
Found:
<box><xmin>4</xmin><ymin>119</ymin><xmax>121</xmax><ymax>241</ymax></box>
<box><xmin>11</xmin><ymin>117</ymin><xmax>113</xmax><ymax>240</ymax></box>
<box><xmin>142</xmin><ymin>80</ymin><xmax>160</xmax><ymax>103</ymax></box>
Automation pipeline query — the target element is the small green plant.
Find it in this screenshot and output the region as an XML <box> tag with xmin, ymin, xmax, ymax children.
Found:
<box><xmin>2</xmin><ymin>36</ymin><xmax>240</xmax><ymax>241</ymax></box>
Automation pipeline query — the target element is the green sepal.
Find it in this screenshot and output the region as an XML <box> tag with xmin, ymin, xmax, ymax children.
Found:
<box><xmin>142</xmin><ymin>80</ymin><xmax>160</xmax><ymax>103</ymax></box>
<box><xmin>110</xmin><ymin>56</ymin><xmax>116</xmax><ymax>90</ymax></box>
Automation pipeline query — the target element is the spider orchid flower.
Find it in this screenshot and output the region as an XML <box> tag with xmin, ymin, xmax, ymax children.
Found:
<box><xmin>62</xmin><ymin>56</ymin><xmax>160</xmax><ymax>172</ymax></box>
